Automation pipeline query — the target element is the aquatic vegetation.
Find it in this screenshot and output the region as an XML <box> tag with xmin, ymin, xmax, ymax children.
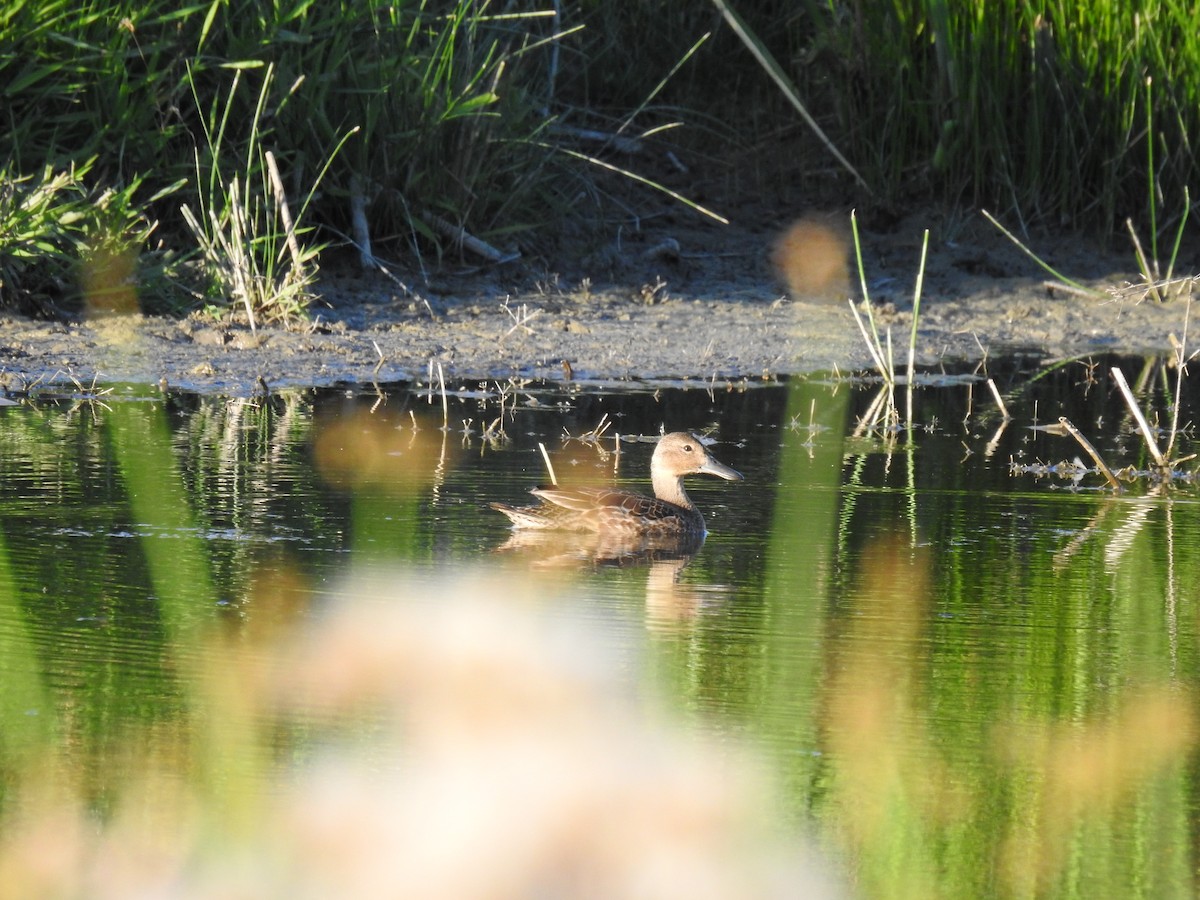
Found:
<box><xmin>846</xmin><ymin>210</ymin><xmax>931</xmax><ymax>392</ymax></box>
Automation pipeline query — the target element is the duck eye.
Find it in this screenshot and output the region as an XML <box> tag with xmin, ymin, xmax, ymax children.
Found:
<box><xmin>683</xmin><ymin>444</ymin><xmax>694</xmax><ymax>452</ymax></box>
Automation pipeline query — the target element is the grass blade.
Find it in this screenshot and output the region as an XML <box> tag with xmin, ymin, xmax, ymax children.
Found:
<box><xmin>710</xmin><ymin>0</ymin><xmax>869</xmax><ymax>192</ymax></box>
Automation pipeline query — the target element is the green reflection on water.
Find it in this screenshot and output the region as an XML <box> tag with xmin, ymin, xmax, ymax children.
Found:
<box><xmin>109</xmin><ymin>400</ymin><xmax>215</xmax><ymax>647</ymax></box>
<box><xmin>108</xmin><ymin>398</ymin><xmax>273</xmax><ymax>828</ymax></box>
<box><xmin>760</xmin><ymin>378</ymin><xmax>848</xmax><ymax>815</ymax></box>
<box><xmin>745</xmin><ymin>379</ymin><xmax>1199</xmax><ymax>899</ymax></box>
<box><xmin>0</xmin><ymin>373</ymin><xmax>1197</xmax><ymax>897</ymax></box>
<box><xmin>0</xmin><ymin>528</ymin><xmax>53</xmax><ymax>764</ymax></box>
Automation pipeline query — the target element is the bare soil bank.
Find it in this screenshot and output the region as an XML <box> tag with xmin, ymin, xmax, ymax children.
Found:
<box><xmin>0</xmin><ymin>213</ymin><xmax>1190</xmax><ymax>394</ymax></box>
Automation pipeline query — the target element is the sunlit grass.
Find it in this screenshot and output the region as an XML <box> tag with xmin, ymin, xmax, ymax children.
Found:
<box><xmin>5</xmin><ymin>0</ymin><xmax>1198</xmax><ymax>316</ymax></box>
<box><xmin>712</xmin><ymin>0</ymin><xmax>1200</xmax><ymax>231</ymax></box>
<box><xmin>0</xmin><ymin>1</ymin><xmax>569</xmax><ymax>312</ymax></box>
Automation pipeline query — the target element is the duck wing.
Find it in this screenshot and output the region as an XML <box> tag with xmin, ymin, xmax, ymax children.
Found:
<box><xmin>489</xmin><ymin>501</ymin><xmax>563</xmax><ymax>530</ymax></box>
<box><xmin>531</xmin><ymin>487</ymin><xmax>693</xmax><ymax>531</ymax></box>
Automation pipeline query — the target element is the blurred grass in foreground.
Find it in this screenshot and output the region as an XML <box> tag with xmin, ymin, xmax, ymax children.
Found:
<box><xmin>0</xmin><ymin>563</ymin><xmax>843</xmax><ymax>897</ymax></box>
<box><xmin>0</xmin><ymin>368</ymin><xmax>840</xmax><ymax>896</ymax></box>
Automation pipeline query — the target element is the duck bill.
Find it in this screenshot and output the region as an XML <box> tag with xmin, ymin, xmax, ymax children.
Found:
<box><xmin>699</xmin><ymin>458</ymin><xmax>743</xmax><ymax>481</ymax></box>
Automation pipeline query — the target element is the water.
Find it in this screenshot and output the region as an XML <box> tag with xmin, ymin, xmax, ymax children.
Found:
<box><xmin>1</xmin><ymin>357</ymin><xmax>1198</xmax><ymax>897</ymax></box>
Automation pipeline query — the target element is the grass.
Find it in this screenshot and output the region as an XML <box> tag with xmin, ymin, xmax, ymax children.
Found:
<box><xmin>711</xmin><ymin>1</ymin><xmax>1200</xmax><ymax>234</ymax></box>
<box><xmin>179</xmin><ymin>64</ymin><xmax>356</xmax><ymax>329</ymax></box>
<box><xmin>0</xmin><ymin>163</ymin><xmax>94</xmax><ymax>314</ymax></box>
<box><xmin>839</xmin><ymin>1</ymin><xmax>1200</xmax><ymax>230</ymax></box>
<box><xmin>0</xmin><ymin>1</ymin><xmax>570</xmax><ymax>319</ymax></box>
<box><xmin>0</xmin><ymin>161</ymin><xmax>169</xmax><ymax>314</ymax></box>
<box><xmin>3</xmin><ymin>0</ymin><xmax>1199</xmax><ymax>318</ymax></box>
<box><xmin>846</xmin><ymin>209</ymin><xmax>929</xmax><ymax>390</ymax></box>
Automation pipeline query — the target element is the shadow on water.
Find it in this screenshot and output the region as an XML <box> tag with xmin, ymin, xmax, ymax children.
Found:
<box><xmin>0</xmin><ymin>356</ymin><xmax>1199</xmax><ymax>896</ymax></box>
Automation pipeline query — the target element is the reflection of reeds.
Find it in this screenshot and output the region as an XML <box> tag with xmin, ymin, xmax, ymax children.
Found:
<box><xmin>822</xmin><ymin>534</ymin><xmax>944</xmax><ymax>895</ymax></box>
<box><xmin>996</xmin><ymin>688</ymin><xmax>1196</xmax><ymax>896</ymax></box>
<box><xmin>819</xmin><ymin>530</ymin><xmax>1197</xmax><ymax>896</ymax></box>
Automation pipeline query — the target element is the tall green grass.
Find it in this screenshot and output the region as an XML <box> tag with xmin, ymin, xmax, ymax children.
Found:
<box><xmin>795</xmin><ymin>0</ymin><xmax>1200</xmax><ymax>231</ymax></box>
<box><xmin>0</xmin><ymin>0</ymin><xmax>564</xmax><ymax>317</ymax></box>
<box><xmin>571</xmin><ymin>1</ymin><xmax>1200</xmax><ymax>235</ymax></box>
<box><xmin>2</xmin><ymin>0</ymin><xmax>1198</xmax><ymax>318</ymax></box>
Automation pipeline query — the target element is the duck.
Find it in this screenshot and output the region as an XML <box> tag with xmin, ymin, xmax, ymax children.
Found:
<box><xmin>491</xmin><ymin>432</ymin><xmax>743</xmax><ymax>536</ymax></box>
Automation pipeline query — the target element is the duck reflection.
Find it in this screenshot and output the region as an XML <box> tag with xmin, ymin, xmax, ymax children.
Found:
<box><xmin>494</xmin><ymin>525</ymin><xmax>703</xmax><ymax>568</ymax></box>
<box><xmin>492</xmin><ymin>432</ymin><xmax>743</xmax><ymax>630</ymax></box>
<box><xmin>494</xmin><ymin>527</ymin><xmax>721</xmax><ymax>632</ymax></box>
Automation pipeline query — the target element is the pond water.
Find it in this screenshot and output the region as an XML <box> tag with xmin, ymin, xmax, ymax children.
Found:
<box><xmin>1</xmin><ymin>354</ymin><xmax>1198</xmax><ymax>897</ymax></box>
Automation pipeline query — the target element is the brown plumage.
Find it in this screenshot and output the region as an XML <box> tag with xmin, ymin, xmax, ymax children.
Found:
<box><xmin>491</xmin><ymin>432</ymin><xmax>743</xmax><ymax>536</ymax></box>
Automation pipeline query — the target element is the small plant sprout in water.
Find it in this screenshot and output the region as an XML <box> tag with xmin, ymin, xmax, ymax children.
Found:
<box><xmin>1021</xmin><ymin>339</ymin><xmax>1200</xmax><ymax>491</ymax></box>
<box><xmin>54</xmin><ymin>370</ymin><xmax>114</xmax><ymax>422</ymax></box>
<box><xmin>563</xmin><ymin>413</ymin><xmax>613</xmax><ymax>448</ymax></box>
<box><xmin>479</xmin><ymin>380</ymin><xmax>518</xmax><ymax>446</ymax></box>
<box><xmin>480</xmin><ymin>415</ymin><xmax>507</xmax><ymax>445</ymax></box>
<box><xmin>846</xmin><ymin>210</ymin><xmax>930</xmax><ymax>437</ymax></box>
<box><xmin>787</xmin><ymin>398</ymin><xmax>831</xmax><ymax>455</ymax></box>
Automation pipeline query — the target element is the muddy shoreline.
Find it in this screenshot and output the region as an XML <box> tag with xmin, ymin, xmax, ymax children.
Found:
<box><xmin>0</xmin><ymin>217</ymin><xmax>1190</xmax><ymax>394</ymax></box>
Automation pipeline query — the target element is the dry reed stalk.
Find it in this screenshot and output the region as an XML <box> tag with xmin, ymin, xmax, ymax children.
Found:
<box><xmin>437</xmin><ymin>361</ymin><xmax>449</xmax><ymax>429</ymax></box>
<box><xmin>538</xmin><ymin>442</ymin><xmax>558</xmax><ymax>485</ymax></box>
<box><xmin>1059</xmin><ymin>417</ymin><xmax>1122</xmax><ymax>489</ymax></box>
<box><xmin>987</xmin><ymin>378</ymin><xmax>1011</xmax><ymax>420</ymax></box>
<box><xmin>1109</xmin><ymin>367</ymin><xmax>1168</xmax><ymax>470</ymax></box>
<box><xmin>422</xmin><ymin>211</ymin><xmax>516</xmax><ymax>263</ymax></box>
<box><xmin>265</xmin><ymin>150</ymin><xmax>302</xmax><ymax>272</ymax></box>
<box><xmin>1125</xmin><ymin>218</ymin><xmax>1162</xmax><ymax>303</ymax></box>
<box><xmin>906</xmin><ymin>229</ymin><xmax>929</xmax><ymax>388</ymax></box>
<box><xmin>848</xmin><ymin>299</ymin><xmax>891</xmax><ymax>383</ymax></box>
